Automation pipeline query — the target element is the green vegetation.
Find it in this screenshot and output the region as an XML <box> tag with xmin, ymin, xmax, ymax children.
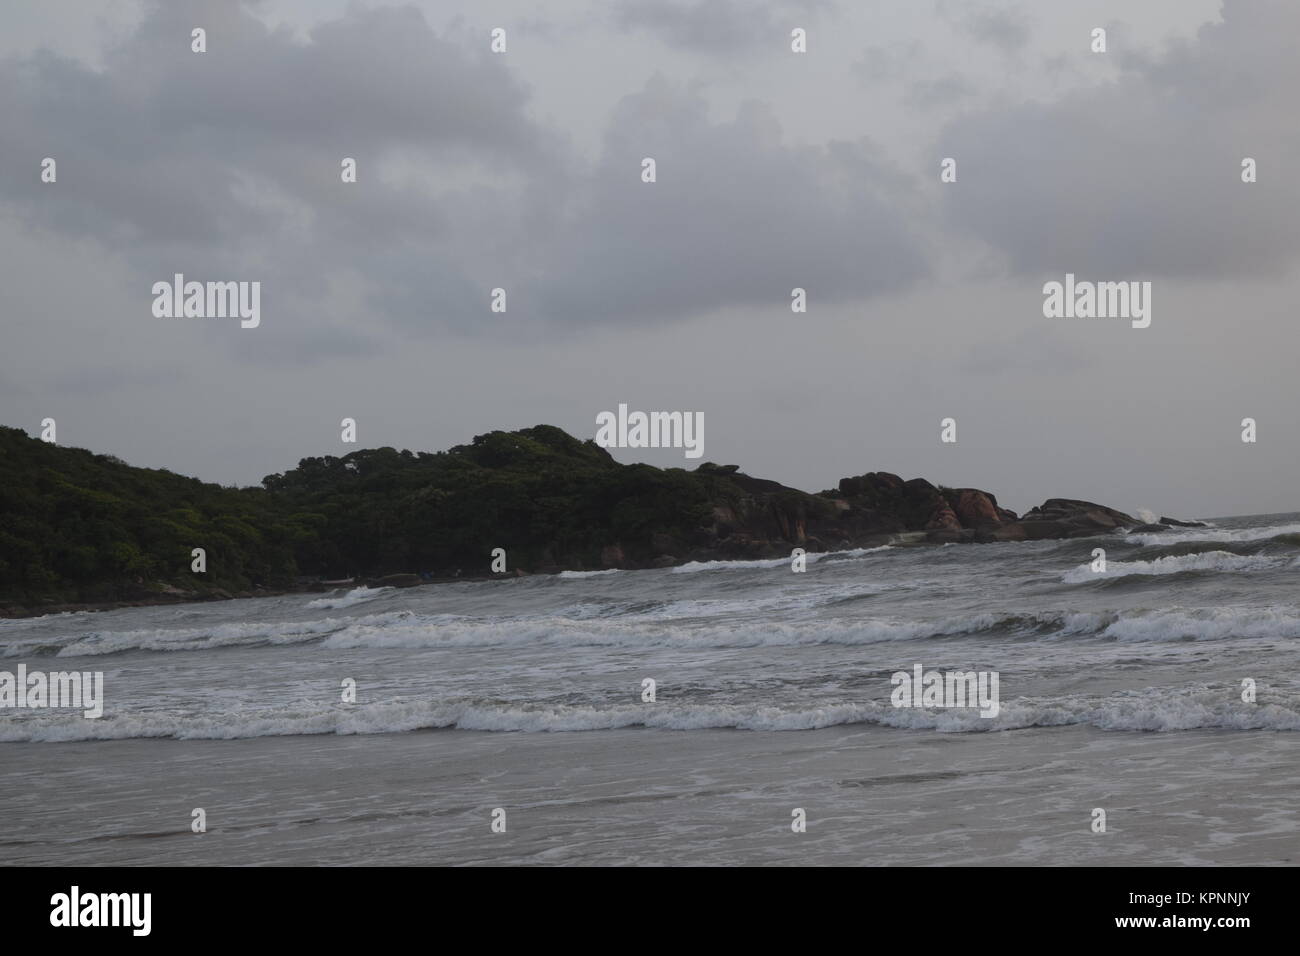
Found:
<box><xmin>0</xmin><ymin>426</ymin><xmax>303</xmax><ymax>605</ymax></box>
<box><xmin>0</xmin><ymin>424</ymin><xmax>755</xmax><ymax>607</ymax></box>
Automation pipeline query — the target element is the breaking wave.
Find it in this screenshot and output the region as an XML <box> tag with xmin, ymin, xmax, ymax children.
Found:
<box><xmin>8</xmin><ymin>602</ymin><xmax>1300</xmax><ymax>659</ymax></box>
<box><xmin>1126</xmin><ymin>522</ymin><xmax>1300</xmax><ymax>548</ymax></box>
<box><xmin>4</xmin><ymin>684</ymin><xmax>1296</xmax><ymax>742</ymax></box>
<box><xmin>1062</xmin><ymin>550</ymin><xmax>1285</xmax><ymax>583</ymax></box>
<box><xmin>304</xmin><ymin>586</ymin><xmax>392</xmax><ymax>610</ymax></box>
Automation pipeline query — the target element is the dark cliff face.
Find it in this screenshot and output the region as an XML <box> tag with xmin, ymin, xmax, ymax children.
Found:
<box><xmin>0</xmin><ymin>423</ymin><xmax>1148</xmax><ymax>607</ymax></box>
<box><xmin>663</xmin><ymin>470</ymin><xmax>1142</xmax><ymax>567</ymax></box>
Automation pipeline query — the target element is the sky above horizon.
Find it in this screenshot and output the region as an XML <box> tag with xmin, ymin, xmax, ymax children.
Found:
<box><xmin>2</xmin><ymin>0</ymin><xmax>1297</xmax><ymax>519</ymax></box>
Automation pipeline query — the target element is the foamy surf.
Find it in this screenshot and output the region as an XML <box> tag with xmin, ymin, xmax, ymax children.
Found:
<box><xmin>1126</xmin><ymin>521</ymin><xmax>1300</xmax><ymax>547</ymax></box>
<box><xmin>669</xmin><ymin>546</ymin><xmax>890</xmax><ymax>573</ymax></box>
<box><xmin>305</xmin><ymin>586</ymin><xmax>393</xmax><ymax>609</ymax></box>
<box><xmin>10</xmin><ymin>602</ymin><xmax>1299</xmax><ymax>660</ymax></box>
<box><xmin>1</xmin><ymin>610</ymin><xmax>419</xmax><ymax>658</ymax></box>
<box><xmin>1062</xmin><ymin>550</ymin><xmax>1284</xmax><ymax>583</ymax></box>
<box><xmin>4</xmin><ymin>683</ymin><xmax>1296</xmax><ymax>742</ymax></box>
<box><xmin>318</xmin><ymin>611</ymin><xmax>1036</xmax><ymax>650</ymax></box>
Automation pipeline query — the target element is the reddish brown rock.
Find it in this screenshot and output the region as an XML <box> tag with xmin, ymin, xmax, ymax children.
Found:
<box><xmin>949</xmin><ymin>489</ymin><xmax>1004</xmax><ymax>527</ymax></box>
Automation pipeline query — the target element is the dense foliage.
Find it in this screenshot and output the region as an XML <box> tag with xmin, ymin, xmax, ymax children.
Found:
<box><xmin>0</xmin><ymin>424</ymin><xmax>746</xmax><ymax>605</ymax></box>
<box><xmin>0</xmin><ymin>426</ymin><xmax>307</xmax><ymax>604</ymax></box>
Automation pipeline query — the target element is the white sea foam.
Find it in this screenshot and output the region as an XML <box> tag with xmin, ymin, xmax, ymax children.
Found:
<box><xmin>671</xmin><ymin>557</ymin><xmax>797</xmax><ymax>573</ymax></box>
<box><xmin>4</xmin><ymin>684</ymin><xmax>1295</xmax><ymax>742</ymax></box>
<box><xmin>1100</xmin><ymin>606</ymin><xmax>1300</xmax><ymax>642</ymax></box>
<box><xmin>318</xmin><ymin>611</ymin><xmax>1020</xmax><ymax>651</ymax></box>
<box><xmin>8</xmin><ymin>600</ymin><xmax>1295</xmax><ymax>660</ymax></box>
<box><xmin>1</xmin><ymin>610</ymin><xmax>422</xmax><ymax>658</ymax></box>
<box><xmin>1062</xmin><ymin>550</ymin><xmax>1281</xmax><ymax>583</ymax></box>
<box><xmin>558</xmin><ymin>569</ymin><xmax>620</xmax><ymax>578</ymax></box>
<box><xmin>305</xmin><ymin>586</ymin><xmax>392</xmax><ymax>609</ymax></box>
<box><xmin>669</xmin><ymin>546</ymin><xmax>890</xmax><ymax>573</ymax></box>
<box><xmin>1126</xmin><ymin>521</ymin><xmax>1300</xmax><ymax>547</ymax></box>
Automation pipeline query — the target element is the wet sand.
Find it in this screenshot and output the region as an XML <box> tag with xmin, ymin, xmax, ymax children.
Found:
<box><xmin>4</xmin><ymin>724</ymin><xmax>1296</xmax><ymax>866</ymax></box>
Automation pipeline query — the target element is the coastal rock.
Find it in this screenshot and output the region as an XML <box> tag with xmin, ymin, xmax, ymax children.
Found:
<box><xmin>925</xmin><ymin>528</ymin><xmax>976</xmax><ymax>544</ymax></box>
<box><xmin>0</xmin><ymin>422</ymin><xmax>1166</xmax><ymax>610</ymax></box>
<box><xmin>946</xmin><ymin>489</ymin><xmax>1012</xmax><ymax>527</ymax></box>
<box><xmin>975</xmin><ymin>499</ymin><xmax>1140</xmax><ymax>542</ymax></box>
<box><xmin>1016</xmin><ymin>499</ymin><xmax>1138</xmax><ymax>533</ymax></box>
<box><xmin>901</xmin><ymin>478</ymin><xmax>961</xmax><ymax>531</ymax></box>
<box><xmin>979</xmin><ymin>523</ymin><xmax>1028</xmax><ymax>542</ymax></box>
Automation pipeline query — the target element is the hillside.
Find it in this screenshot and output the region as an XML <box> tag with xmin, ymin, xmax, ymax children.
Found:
<box><xmin>0</xmin><ymin>424</ymin><xmax>1141</xmax><ymax>613</ymax></box>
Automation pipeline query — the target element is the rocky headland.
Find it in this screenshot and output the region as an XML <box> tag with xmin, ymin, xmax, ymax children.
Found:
<box><xmin>0</xmin><ymin>423</ymin><xmax>1194</xmax><ymax>615</ymax></box>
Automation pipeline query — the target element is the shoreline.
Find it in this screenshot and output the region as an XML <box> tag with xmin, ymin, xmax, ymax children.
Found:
<box><xmin>0</xmin><ymin>517</ymin><xmax>1222</xmax><ymax>621</ymax></box>
<box><xmin>0</xmin><ymin>574</ymin><xmax>487</xmax><ymax>620</ymax></box>
<box><xmin>0</xmin><ymin>530</ymin><xmax>950</xmax><ymax>620</ymax></box>
<box><xmin>5</xmin><ymin>724</ymin><xmax>1293</xmax><ymax>865</ymax></box>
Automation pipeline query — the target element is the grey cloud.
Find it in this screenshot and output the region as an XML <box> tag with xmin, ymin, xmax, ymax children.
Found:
<box><xmin>522</xmin><ymin>76</ymin><xmax>930</xmax><ymax>324</ymax></box>
<box><xmin>0</xmin><ymin>0</ymin><xmax>564</xmax><ymax>359</ymax></box>
<box><xmin>1</xmin><ymin>3</ymin><xmax>551</xmax><ymax>240</ymax></box>
<box><xmin>947</xmin><ymin>4</ymin><xmax>1031</xmax><ymax>55</ymax></box>
<box><xmin>938</xmin><ymin>0</ymin><xmax>1300</xmax><ymax>279</ymax></box>
<box><xmin>905</xmin><ymin>73</ymin><xmax>973</xmax><ymax>109</ymax></box>
<box><xmin>0</xmin><ymin>1</ymin><xmax>928</xmax><ymax>350</ymax></box>
<box><xmin>852</xmin><ymin>40</ymin><xmax>924</xmax><ymax>84</ymax></box>
<box><xmin>957</xmin><ymin>326</ymin><xmax>1092</xmax><ymax>376</ymax></box>
<box><xmin>611</xmin><ymin>0</ymin><xmax>834</xmax><ymax>54</ymax></box>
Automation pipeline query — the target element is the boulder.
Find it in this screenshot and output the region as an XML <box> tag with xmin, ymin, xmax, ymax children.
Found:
<box><xmin>1018</xmin><ymin>499</ymin><xmax>1137</xmax><ymax>528</ymax></box>
<box><xmin>899</xmin><ymin>478</ymin><xmax>959</xmax><ymax>530</ymax></box>
<box><xmin>947</xmin><ymin>488</ymin><xmax>1008</xmax><ymax>527</ymax></box>
<box><xmin>926</xmin><ymin>528</ymin><xmax>975</xmax><ymax>544</ymax></box>
<box><xmin>989</xmin><ymin>499</ymin><xmax>1140</xmax><ymax>541</ymax></box>
<box><xmin>978</xmin><ymin>524</ymin><xmax>1027</xmax><ymax>542</ymax></box>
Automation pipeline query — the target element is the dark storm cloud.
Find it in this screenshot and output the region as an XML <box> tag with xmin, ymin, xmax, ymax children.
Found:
<box><xmin>0</xmin><ymin>0</ymin><xmax>564</xmax><ymax>357</ymax></box>
<box><xmin>0</xmin><ymin>2</ymin><xmax>551</xmax><ymax>243</ymax></box>
<box><xmin>937</xmin><ymin>0</ymin><xmax>1300</xmax><ymax>279</ymax></box>
<box><xmin>0</xmin><ymin>0</ymin><xmax>928</xmax><ymax>345</ymax></box>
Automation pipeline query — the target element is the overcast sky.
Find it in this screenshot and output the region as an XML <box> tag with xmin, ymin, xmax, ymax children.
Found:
<box><xmin>2</xmin><ymin>0</ymin><xmax>1297</xmax><ymax>518</ymax></box>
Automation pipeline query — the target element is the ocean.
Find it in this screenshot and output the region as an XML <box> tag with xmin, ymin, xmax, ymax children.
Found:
<box><xmin>3</xmin><ymin>513</ymin><xmax>1299</xmax><ymax>865</ymax></box>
